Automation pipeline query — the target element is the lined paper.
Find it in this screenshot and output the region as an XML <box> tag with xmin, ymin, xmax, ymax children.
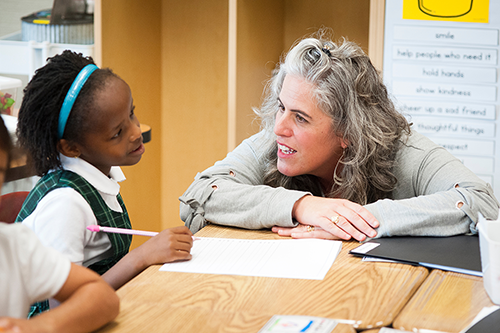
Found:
<box><xmin>159</xmin><ymin>237</ymin><xmax>342</xmax><ymax>280</ymax></box>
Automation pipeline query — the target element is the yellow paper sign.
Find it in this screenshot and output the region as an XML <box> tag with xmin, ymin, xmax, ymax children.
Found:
<box><xmin>403</xmin><ymin>0</ymin><xmax>490</xmax><ymax>23</ymax></box>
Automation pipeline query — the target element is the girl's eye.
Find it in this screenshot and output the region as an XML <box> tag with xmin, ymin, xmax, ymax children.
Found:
<box><xmin>278</xmin><ymin>104</ymin><xmax>285</xmax><ymax>112</ymax></box>
<box><xmin>112</xmin><ymin>129</ymin><xmax>122</xmax><ymax>139</ymax></box>
<box><xmin>130</xmin><ymin>106</ymin><xmax>136</xmax><ymax>118</ymax></box>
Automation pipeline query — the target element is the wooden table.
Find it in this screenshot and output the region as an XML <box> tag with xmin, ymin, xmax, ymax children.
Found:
<box><xmin>5</xmin><ymin>148</ymin><xmax>32</xmax><ymax>183</ymax></box>
<box><xmin>394</xmin><ymin>269</ymin><xmax>496</xmax><ymax>332</ymax></box>
<box><xmin>96</xmin><ymin>225</ymin><xmax>429</xmax><ymax>332</ymax></box>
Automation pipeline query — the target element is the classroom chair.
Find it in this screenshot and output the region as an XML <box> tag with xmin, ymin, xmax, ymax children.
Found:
<box><xmin>0</xmin><ymin>191</ymin><xmax>29</xmax><ymax>223</ymax></box>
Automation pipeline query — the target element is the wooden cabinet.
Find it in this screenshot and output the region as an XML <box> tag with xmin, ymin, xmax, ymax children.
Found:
<box><xmin>94</xmin><ymin>0</ymin><xmax>372</xmax><ymax>248</ymax></box>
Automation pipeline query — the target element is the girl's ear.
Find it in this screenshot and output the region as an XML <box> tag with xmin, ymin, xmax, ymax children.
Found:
<box><xmin>57</xmin><ymin>139</ymin><xmax>81</xmax><ymax>158</ymax></box>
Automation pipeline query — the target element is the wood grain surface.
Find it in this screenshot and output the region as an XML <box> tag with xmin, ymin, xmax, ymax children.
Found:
<box><xmin>394</xmin><ymin>269</ymin><xmax>495</xmax><ymax>332</ymax></box>
<box><xmin>96</xmin><ymin>225</ymin><xmax>429</xmax><ymax>332</ymax></box>
<box><xmin>97</xmin><ymin>303</ymin><xmax>357</xmax><ymax>333</ymax></box>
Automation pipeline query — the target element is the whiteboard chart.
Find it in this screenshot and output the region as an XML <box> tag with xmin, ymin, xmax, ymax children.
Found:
<box><xmin>383</xmin><ymin>0</ymin><xmax>500</xmax><ymax>195</ymax></box>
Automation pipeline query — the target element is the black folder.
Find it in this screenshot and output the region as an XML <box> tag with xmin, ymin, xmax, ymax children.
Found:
<box><xmin>349</xmin><ymin>235</ymin><xmax>482</xmax><ymax>276</ymax></box>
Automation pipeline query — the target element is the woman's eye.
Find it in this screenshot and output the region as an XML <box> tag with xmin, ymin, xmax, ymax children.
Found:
<box><xmin>278</xmin><ymin>104</ymin><xmax>285</xmax><ymax>112</ymax></box>
<box><xmin>296</xmin><ymin>114</ymin><xmax>306</xmax><ymax>123</ymax></box>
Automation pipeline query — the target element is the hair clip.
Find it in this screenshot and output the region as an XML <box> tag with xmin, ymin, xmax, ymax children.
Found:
<box><xmin>321</xmin><ymin>44</ymin><xmax>332</xmax><ymax>57</ymax></box>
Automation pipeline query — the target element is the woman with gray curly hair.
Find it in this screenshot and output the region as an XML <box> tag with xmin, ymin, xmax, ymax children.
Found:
<box><xmin>180</xmin><ymin>32</ymin><xmax>499</xmax><ymax>241</ymax></box>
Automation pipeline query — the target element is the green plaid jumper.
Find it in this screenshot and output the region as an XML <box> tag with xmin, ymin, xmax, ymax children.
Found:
<box><xmin>16</xmin><ymin>170</ymin><xmax>132</xmax><ymax>317</ymax></box>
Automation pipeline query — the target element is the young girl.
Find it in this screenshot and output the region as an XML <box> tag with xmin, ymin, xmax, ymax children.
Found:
<box><xmin>0</xmin><ymin>116</ymin><xmax>119</xmax><ymax>332</ymax></box>
<box><xmin>16</xmin><ymin>51</ymin><xmax>194</xmax><ymax>314</ymax></box>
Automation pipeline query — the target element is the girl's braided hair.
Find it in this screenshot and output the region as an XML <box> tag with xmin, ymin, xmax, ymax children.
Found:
<box><xmin>17</xmin><ymin>50</ymin><xmax>117</xmax><ymax>176</ymax></box>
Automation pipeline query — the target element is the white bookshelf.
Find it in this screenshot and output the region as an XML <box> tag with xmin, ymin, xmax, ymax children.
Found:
<box><xmin>0</xmin><ymin>31</ymin><xmax>93</xmax><ymax>79</ymax></box>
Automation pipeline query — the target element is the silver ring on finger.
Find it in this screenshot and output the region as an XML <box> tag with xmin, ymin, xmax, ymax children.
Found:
<box><xmin>306</xmin><ymin>225</ymin><xmax>315</xmax><ymax>232</ymax></box>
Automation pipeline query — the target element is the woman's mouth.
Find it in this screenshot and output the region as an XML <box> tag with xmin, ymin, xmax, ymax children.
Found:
<box><xmin>278</xmin><ymin>143</ymin><xmax>296</xmax><ymax>155</ymax></box>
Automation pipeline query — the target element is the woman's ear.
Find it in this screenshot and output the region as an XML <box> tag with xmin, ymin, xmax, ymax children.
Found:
<box><xmin>57</xmin><ymin>139</ymin><xmax>81</xmax><ymax>158</ymax></box>
<box><xmin>340</xmin><ymin>137</ymin><xmax>349</xmax><ymax>149</ymax></box>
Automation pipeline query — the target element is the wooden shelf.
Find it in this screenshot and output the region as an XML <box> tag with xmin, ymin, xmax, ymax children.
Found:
<box><xmin>94</xmin><ymin>0</ymin><xmax>374</xmax><ymax>241</ymax></box>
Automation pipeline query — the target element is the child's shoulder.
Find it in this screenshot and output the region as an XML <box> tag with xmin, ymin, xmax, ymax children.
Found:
<box><xmin>0</xmin><ymin>222</ymin><xmax>38</xmax><ymax>247</ymax></box>
<box><xmin>17</xmin><ymin>171</ymin><xmax>94</xmax><ymax>223</ymax></box>
<box><xmin>35</xmin><ymin>169</ymin><xmax>90</xmax><ymax>191</ymax></box>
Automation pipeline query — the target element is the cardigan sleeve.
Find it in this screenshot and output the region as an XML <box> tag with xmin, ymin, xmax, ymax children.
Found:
<box><xmin>181</xmin><ymin>130</ymin><xmax>499</xmax><ymax>237</ymax></box>
<box><xmin>179</xmin><ymin>131</ymin><xmax>309</xmax><ymax>233</ymax></box>
<box><xmin>366</xmin><ymin>131</ymin><xmax>500</xmax><ymax>238</ymax></box>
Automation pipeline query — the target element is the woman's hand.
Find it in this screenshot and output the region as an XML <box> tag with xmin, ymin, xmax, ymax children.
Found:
<box><xmin>272</xmin><ymin>195</ymin><xmax>379</xmax><ymax>241</ymax></box>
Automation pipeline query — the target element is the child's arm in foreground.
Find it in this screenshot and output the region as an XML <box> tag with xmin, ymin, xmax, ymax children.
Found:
<box><xmin>0</xmin><ymin>263</ymin><xmax>119</xmax><ymax>333</ymax></box>
<box><xmin>103</xmin><ymin>226</ymin><xmax>194</xmax><ymax>290</ymax></box>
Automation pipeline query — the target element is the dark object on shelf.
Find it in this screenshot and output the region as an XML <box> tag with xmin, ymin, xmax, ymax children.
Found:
<box><xmin>21</xmin><ymin>0</ymin><xmax>94</xmax><ymax>44</ymax></box>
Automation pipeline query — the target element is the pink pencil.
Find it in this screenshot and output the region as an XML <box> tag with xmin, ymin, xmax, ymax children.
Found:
<box><xmin>87</xmin><ymin>225</ymin><xmax>200</xmax><ymax>240</ymax></box>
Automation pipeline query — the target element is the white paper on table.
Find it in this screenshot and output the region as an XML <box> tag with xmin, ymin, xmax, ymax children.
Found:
<box><xmin>362</xmin><ymin>257</ymin><xmax>398</xmax><ymax>264</ymax></box>
<box><xmin>380</xmin><ymin>328</ymin><xmax>450</xmax><ymax>333</ymax></box>
<box><xmin>159</xmin><ymin>237</ymin><xmax>342</xmax><ymax>280</ymax></box>
<box><xmin>258</xmin><ymin>315</ymin><xmax>338</xmax><ymax>333</ymax></box>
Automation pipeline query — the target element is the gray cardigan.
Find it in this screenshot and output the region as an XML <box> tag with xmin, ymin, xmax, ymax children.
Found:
<box><xmin>180</xmin><ymin>130</ymin><xmax>499</xmax><ymax>237</ymax></box>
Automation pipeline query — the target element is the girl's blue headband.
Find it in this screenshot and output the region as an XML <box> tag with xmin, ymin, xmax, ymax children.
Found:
<box><xmin>57</xmin><ymin>64</ymin><xmax>99</xmax><ymax>139</ymax></box>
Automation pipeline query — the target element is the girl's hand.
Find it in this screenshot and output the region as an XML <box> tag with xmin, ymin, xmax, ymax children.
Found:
<box><xmin>0</xmin><ymin>318</ymin><xmax>45</xmax><ymax>333</ymax></box>
<box><xmin>141</xmin><ymin>226</ymin><xmax>194</xmax><ymax>266</ymax></box>
<box><xmin>272</xmin><ymin>195</ymin><xmax>379</xmax><ymax>241</ymax></box>
<box><xmin>0</xmin><ymin>318</ymin><xmax>23</xmax><ymax>333</ymax></box>
<box><xmin>104</xmin><ymin>226</ymin><xmax>195</xmax><ymax>290</ymax></box>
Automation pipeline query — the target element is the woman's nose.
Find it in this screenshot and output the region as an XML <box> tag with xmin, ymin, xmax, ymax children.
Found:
<box><xmin>274</xmin><ymin>111</ymin><xmax>292</xmax><ymax>137</ymax></box>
